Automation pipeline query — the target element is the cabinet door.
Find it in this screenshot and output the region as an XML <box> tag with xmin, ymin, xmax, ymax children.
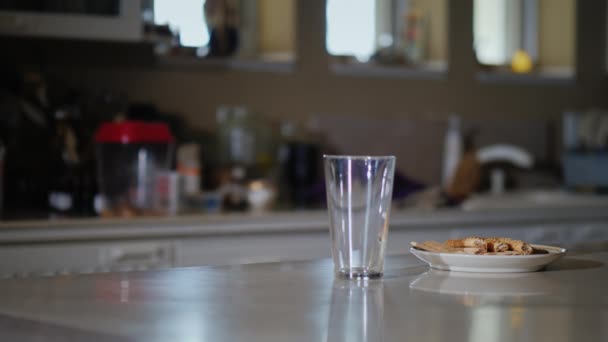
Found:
<box><xmin>0</xmin><ymin>240</ymin><xmax>175</xmax><ymax>277</ymax></box>
<box><xmin>175</xmin><ymin>232</ymin><xmax>331</xmax><ymax>267</ymax></box>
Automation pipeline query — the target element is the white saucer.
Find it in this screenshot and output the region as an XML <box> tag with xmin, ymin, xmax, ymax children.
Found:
<box><xmin>410</xmin><ymin>244</ymin><xmax>566</xmax><ymax>273</ymax></box>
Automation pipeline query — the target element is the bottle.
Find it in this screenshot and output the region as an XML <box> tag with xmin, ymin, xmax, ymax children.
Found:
<box><xmin>216</xmin><ymin>106</ymin><xmax>256</xmax><ymax>212</ymax></box>
<box><xmin>442</xmin><ymin>115</ymin><xmax>462</xmax><ymax>189</ymax></box>
<box><xmin>48</xmin><ymin>168</ymin><xmax>74</xmax><ymax>218</ymax></box>
<box><xmin>278</xmin><ymin>120</ymin><xmax>321</xmax><ymax>209</ymax></box>
<box><xmin>221</xmin><ymin>165</ymin><xmax>249</xmax><ymax>211</ymax></box>
<box><xmin>77</xmin><ymin>166</ymin><xmax>97</xmax><ymax>217</ymax></box>
<box><xmin>48</xmin><ymin>109</ymin><xmax>80</xmax><ymax>218</ymax></box>
<box><xmin>216</xmin><ymin>106</ymin><xmax>255</xmax><ymax>167</ymax></box>
<box><xmin>177</xmin><ymin>143</ymin><xmax>202</xmax><ymax>197</ymax></box>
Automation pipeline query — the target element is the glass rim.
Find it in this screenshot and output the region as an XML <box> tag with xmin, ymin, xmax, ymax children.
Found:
<box><xmin>323</xmin><ymin>154</ymin><xmax>395</xmax><ymax>160</ymax></box>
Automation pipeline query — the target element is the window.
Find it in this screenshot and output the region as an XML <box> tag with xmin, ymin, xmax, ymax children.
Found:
<box><xmin>474</xmin><ymin>0</ymin><xmax>537</xmax><ymax>65</ymax></box>
<box><xmin>474</xmin><ymin>0</ymin><xmax>575</xmax><ymax>75</ymax></box>
<box><xmin>148</xmin><ymin>0</ymin><xmax>295</xmax><ymax>62</ymax></box>
<box><xmin>326</xmin><ymin>0</ymin><xmax>377</xmax><ymax>60</ymax></box>
<box><xmin>153</xmin><ymin>0</ymin><xmax>209</xmax><ymax>48</ymax></box>
<box><xmin>325</xmin><ymin>0</ymin><xmax>447</xmax><ymax>68</ymax></box>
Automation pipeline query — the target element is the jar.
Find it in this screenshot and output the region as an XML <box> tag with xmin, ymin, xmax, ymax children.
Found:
<box><xmin>216</xmin><ymin>106</ymin><xmax>256</xmax><ymax>167</ymax></box>
<box><xmin>94</xmin><ymin>121</ymin><xmax>174</xmax><ymax>217</ymax></box>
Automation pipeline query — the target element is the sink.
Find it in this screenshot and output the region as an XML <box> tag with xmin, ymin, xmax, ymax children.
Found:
<box><xmin>461</xmin><ymin>190</ymin><xmax>608</xmax><ymax>211</ymax></box>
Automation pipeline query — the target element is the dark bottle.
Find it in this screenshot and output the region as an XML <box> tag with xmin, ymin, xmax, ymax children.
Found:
<box><xmin>284</xmin><ymin>142</ymin><xmax>320</xmax><ymax>208</ymax></box>
<box><xmin>78</xmin><ymin>170</ymin><xmax>97</xmax><ymax>217</ymax></box>
<box><xmin>48</xmin><ymin>172</ymin><xmax>74</xmax><ymax>218</ymax></box>
<box><xmin>48</xmin><ymin>109</ymin><xmax>80</xmax><ymax>218</ymax></box>
<box><xmin>277</xmin><ymin>121</ymin><xmax>322</xmax><ymax>209</ymax></box>
<box><xmin>221</xmin><ymin>165</ymin><xmax>249</xmax><ymax>212</ymax></box>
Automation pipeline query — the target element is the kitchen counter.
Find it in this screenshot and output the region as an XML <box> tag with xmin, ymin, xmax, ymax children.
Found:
<box><xmin>2</xmin><ymin>206</ymin><xmax>608</xmax><ymax>243</ymax></box>
<box><xmin>0</xmin><ymin>250</ymin><xmax>606</xmax><ymax>341</ymax></box>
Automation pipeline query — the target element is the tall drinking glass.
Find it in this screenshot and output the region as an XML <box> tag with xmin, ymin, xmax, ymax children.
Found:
<box><xmin>324</xmin><ymin>155</ymin><xmax>396</xmax><ymax>278</ymax></box>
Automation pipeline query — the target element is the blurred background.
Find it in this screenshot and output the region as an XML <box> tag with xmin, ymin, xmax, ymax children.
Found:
<box><xmin>0</xmin><ymin>0</ymin><xmax>607</xmax><ymax>275</ymax></box>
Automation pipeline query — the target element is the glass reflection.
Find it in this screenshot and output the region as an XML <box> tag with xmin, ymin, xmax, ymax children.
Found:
<box><xmin>327</xmin><ymin>279</ymin><xmax>384</xmax><ymax>342</ymax></box>
<box><xmin>409</xmin><ymin>269</ymin><xmax>578</xmax><ymax>341</ymax></box>
<box><xmin>409</xmin><ymin>269</ymin><xmax>564</xmax><ymax>299</ymax></box>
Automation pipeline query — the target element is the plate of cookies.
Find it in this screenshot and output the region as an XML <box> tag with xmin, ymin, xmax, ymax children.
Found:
<box><xmin>410</xmin><ymin>237</ymin><xmax>566</xmax><ymax>273</ymax></box>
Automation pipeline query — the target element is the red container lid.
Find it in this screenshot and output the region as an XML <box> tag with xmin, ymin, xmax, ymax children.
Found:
<box><xmin>95</xmin><ymin>121</ymin><xmax>174</xmax><ymax>144</ymax></box>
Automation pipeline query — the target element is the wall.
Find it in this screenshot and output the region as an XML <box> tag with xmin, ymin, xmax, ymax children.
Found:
<box><xmin>55</xmin><ymin>0</ymin><xmax>607</xmax><ymax>184</ymax></box>
<box><xmin>539</xmin><ymin>0</ymin><xmax>575</xmax><ymax>68</ymax></box>
<box><xmin>257</xmin><ymin>0</ymin><xmax>295</xmax><ymax>56</ymax></box>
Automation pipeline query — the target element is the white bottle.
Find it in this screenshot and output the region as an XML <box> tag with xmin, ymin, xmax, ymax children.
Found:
<box><xmin>442</xmin><ymin>115</ymin><xmax>463</xmax><ymax>188</ymax></box>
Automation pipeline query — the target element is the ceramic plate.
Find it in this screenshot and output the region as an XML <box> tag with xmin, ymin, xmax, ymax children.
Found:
<box><xmin>410</xmin><ymin>244</ymin><xmax>566</xmax><ymax>273</ymax></box>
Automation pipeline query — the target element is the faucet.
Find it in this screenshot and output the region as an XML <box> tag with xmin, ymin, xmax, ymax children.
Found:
<box><xmin>476</xmin><ymin>144</ymin><xmax>534</xmax><ymax>195</ymax></box>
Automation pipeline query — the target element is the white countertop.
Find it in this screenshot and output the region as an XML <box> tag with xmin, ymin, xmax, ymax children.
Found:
<box><xmin>2</xmin><ymin>206</ymin><xmax>608</xmax><ymax>243</ymax></box>
<box><xmin>0</xmin><ymin>250</ymin><xmax>606</xmax><ymax>341</ymax></box>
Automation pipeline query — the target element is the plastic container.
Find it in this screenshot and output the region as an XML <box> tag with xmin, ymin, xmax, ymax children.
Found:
<box><xmin>562</xmin><ymin>153</ymin><xmax>608</xmax><ymax>189</ymax></box>
<box><xmin>216</xmin><ymin>106</ymin><xmax>256</xmax><ymax>166</ymax></box>
<box><xmin>94</xmin><ymin>121</ymin><xmax>174</xmax><ymax>217</ymax></box>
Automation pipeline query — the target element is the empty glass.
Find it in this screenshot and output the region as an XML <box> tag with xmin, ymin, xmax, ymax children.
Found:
<box><xmin>324</xmin><ymin>155</ymin><xmax>396</xmax><ymax>278</ymax></box>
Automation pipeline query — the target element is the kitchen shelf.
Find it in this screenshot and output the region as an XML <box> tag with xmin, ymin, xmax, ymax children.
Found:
<box><xmin>155</xmin><ymin>55</ymin><xmax>295</xmax><ymax>73</ymax></box>
<box><xmin>330</xmin><ymin>61</ymin><xmax>447</xmax><ymax>80</ymax></box>
<box><xmin>229</xmin><ymin>59</ymin><xmax>295</xmax><ymax>73</ymax></box>
<box><xmin>476</xmin><ymin>67</ymin><xmax>575</xmax><ymax>86</ymax></box>
<box><xmin>156</xmin><ymin>55</ymin><xmax>228</xmax><ymax>69</ymax></box>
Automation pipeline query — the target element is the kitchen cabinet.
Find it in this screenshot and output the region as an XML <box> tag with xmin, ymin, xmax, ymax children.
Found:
<box><xmin>175</xmin><ymin>232</ymin><xmax>329</xmax><ymax>267</ymax></box>
<box><xmin>0</xmin><ymin>241</ymin><xmax>175</xmax><ymax>277</ymax></box>
<box><xmin>1</xmin><ymin>207</ymin><xmax>608</xmax><ymax>277</ymax></box>
<box><xmin>175</xmin><ymin>223</ymin><xmax>586</xmax><ymax>268</ymax></box>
